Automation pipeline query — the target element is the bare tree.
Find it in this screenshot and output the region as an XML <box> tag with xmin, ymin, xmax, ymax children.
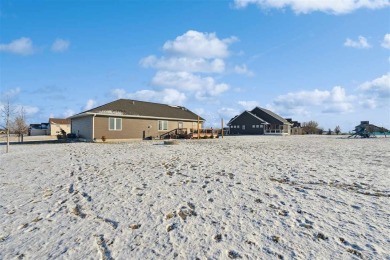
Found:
<box><xmin>0</xmin><ymin>98</ymin><xmax>14</xmax><ymax>153</ymax></box>
<box><xmin>334</xmin><ymin>125</ymin><xmax>341</xmax><ymax>135</ymax></box>
<box><xmin>302</xmin><ymin>120</ymin><xmax>319</xmax><ymax>134</ymax></box>
<box><xmin>366</xmin><ymin>124</ymin><xmax>375</xmax><ymax>135</ymax></box>
<box><xmin>13</xmin><ymin>107</ymin><xmax>29</xmax><ymax>143</ymax></box>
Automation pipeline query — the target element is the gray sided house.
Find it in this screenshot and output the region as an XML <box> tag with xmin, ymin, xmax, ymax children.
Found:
<box><xmin>228</xmin><ymin>107</ymin><xmax>292</xmax><ymax>135</ymax></box>
<box><xmin>228</xmin><ymin>111</ymin><xmax>268</xmax><ymax>135</ymax></box>
<box><xmin>69</xmin><ymin>99</ymin><xmax>204</xmax><ymax>141</ymax></box>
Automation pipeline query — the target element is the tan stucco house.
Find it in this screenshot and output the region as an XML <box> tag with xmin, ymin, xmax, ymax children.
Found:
<box><xmin>48</xmin><ymin>118</ymin><xmax>71</xmax><ymax>136</ymax></box>
<box><xmin>68</xmin><ymin>99</ymin><xmax>204</xmax><ymax>141</ymax></box>
<box><xmin>28</xmin><ymin>119</ymin><xmax>70</xmax><ymax>136</ymax></box>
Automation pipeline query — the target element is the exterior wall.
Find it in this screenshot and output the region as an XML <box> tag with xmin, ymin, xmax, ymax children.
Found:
<box><xmin>71</xmin><ymin>116</ymin><xmax>93</xmax><ymax>140</ymax></box>
<box><xmin>94</xmin><ymin>116</ymin><xmax>201</xmax><ymax>140</ymax></box>
<box><xmin>49</xmin><ymin>124</ymin><xmax>71</xmax><ymax>136</ymax></box>
<box><xmin>265</xmin><ymin>123</ymin><xmax>290</xmax><ymax>135</ymax></box>
<box><xmin>30</xmin><ymin>129</ymin><xmax>48</xmax><ymax>136</ymax></box>
<box><xmin>229</xmin><ymin>112</ymin><xmax>265</xmax><ymax>135</ymax></box>
<box><xmin>291</xmin><ymin>127</ymin><xmax>303</xmax><ymax>135</ymax></box>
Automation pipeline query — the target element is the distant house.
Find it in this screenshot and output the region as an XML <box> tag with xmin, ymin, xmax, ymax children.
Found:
<box><xmin>29</xmin><ymin>123</ymin><xmax>49</xmax><ymax>136</ymax></box>
<box><xmin>352</xmin><ymin>121</ymin><xmax>389</xmax><ymax>137</ymax></box>
<box><xmin>286</xmin><ymin>118</ymin><xmax>302</xmax><ymax>135</ymax></box>
<box><xmin>228</xmin><ymin>111</ymin><xmax>268</xmax><ymax>135</ymax></box>
<box><xmin>28</xmin><ymin>119</ymin><xmax>70</xmax><ymax>136</ymax></box>
<box><xmin>228</xmin><ymin>107</ymin><xmax>292</xmax><ymax>135</ymax></box>
<box><xmin>68</xmin><ymin>99</ymin><xmax>204</xmax><ymax>141</ymax></box>
<box><xmin>48</xmin><ymin>118</ymin><xmax>71</xmax><ymax>136</ymax></box>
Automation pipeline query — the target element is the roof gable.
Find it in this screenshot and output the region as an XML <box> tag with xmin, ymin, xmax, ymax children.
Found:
<box><xmin>49</xmin><ymin>118</ymin><xmax>70</xmax><ymax>124</ymax></box>
<box><xmin>251</xmin><ymin>107</ymin><xmax>290</xmax><ymax>125</ymax></box>
<box><xmin>228</xmin><ymin>110</ymin><xmax>268</xmax><ymax>125</ymax></box>
<box><xmin>71</xmin><ymin>99</ymin><xmax>204</xmax><ymax>121</ymax></box>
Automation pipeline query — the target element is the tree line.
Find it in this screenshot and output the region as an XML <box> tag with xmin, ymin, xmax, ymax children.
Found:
<box><xmin>301</xmin><ymin>120</ymin><xmax>342</xmax><ymax>135</ymax></box>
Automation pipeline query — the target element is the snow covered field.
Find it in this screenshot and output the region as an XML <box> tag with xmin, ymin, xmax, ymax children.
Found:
<box><xmin>1</xmin><ymin>136</ymin><xmax>389</xmax><ymax>259</ymax></box>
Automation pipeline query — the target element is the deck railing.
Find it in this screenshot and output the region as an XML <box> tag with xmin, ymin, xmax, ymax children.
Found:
<box><xmin>160</xmin><ymin>128</ymin><xmax>189</xmax><ymax>139</ymax></box>
<box><xmin>265</xmin><ymin>129</ymin><xmax>289</xmax><ymax>134</ymax></box>
<box><xmin>191</xmin><ymin>128</ymin><xmax>221</xmax><ymax>138</ymax></box>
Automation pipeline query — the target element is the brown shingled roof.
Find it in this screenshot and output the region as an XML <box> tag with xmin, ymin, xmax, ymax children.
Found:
<box><xmin>49</xmin><ymin>118</ymin><xmax>71</xmax><ymax>124</ymax></box>
<box><xmin>72</xmin><ymin>99</ymin><xmax>204</xmax><ymax>121</ymax></box>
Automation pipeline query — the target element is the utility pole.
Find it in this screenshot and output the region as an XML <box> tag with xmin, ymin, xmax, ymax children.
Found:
<box><xmin>221</xmin><ymin>118</ymin><xmax>224</xmax><ymax>138</ymax></box>
<box><xmin>197</xmin><ymin>116</ymin><xmax>200</xmax><ymax>139</ymax></box>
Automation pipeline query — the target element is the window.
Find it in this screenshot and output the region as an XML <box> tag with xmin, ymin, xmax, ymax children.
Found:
<box><xmin>109</xmin><ymin>118</ymin><xmax>122</xmax><ymax>131</ymax></box>
<box><xmin>237</xmin><ymin>125</ymin><xmax>240</xmax><ymax>129</ymax></box>
<box><xmin>252</xmin><ymin>125</ymin><xmax>255</xmax><ymax>128</ymax></box>
<box><xmin>256</xmin><ymin>125</ymin><xmax>260</xmax><ymax>128</ymax></box>
<box><xmin>158</xmin><ymin>120</ymin><xmax>168</xmax><ymax>131</ymax></box>
<box><xmin>260</xmin><ymin>125</ymin><xmax>263</xmax><ymax>128</ymax></box>
<box><xmin>242</xmin><ymin>125</ymin><xmax>245</xmax><ymax>130</ymax></box>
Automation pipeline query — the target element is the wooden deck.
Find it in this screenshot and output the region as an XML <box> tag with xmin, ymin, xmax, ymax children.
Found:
<box><xmin>159</xmin><ymin>128</ymin><xmax>222</xmax><ymax>139</ymax></box>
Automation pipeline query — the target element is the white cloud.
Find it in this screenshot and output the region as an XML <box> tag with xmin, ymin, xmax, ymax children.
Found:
<box><xmin>273</xmin><ymin>86</ymin><xmax>355</xmax><ymax>114</ymax></box>
<box><xmin>234</xmin><ymin>64</ymin><xmax>254</xmax><ymax>76</ymax></box>
<box><xmin>344</xmin><ymin>36</ymin><xmax>371</xmax><ymax>49</ymax></box>
<box><xmin>274</xmin><ymin>89</ymin><xmax>330</xmax><ymax>107</ymax></box>
<box><xmin>63</xmin><ymin>109</ymin><xmax>75</xmax><ymax>118</ymax></box>
<box><xmin>140</xmin><ymin>55</ymin><xmax>225</xmax><ymax>73</ymax></box>
<box><xmin>233</xmin><ymin>0</ymin><xmax>390</xmax><ymax>14</ymax></box>
<box><xmin>84</xmin><ymin>99</ymin><xmax>97</xmax><ymax>110</ymax></box>
<box><xmin>163</xmin><ymin>30</ymin><xmax>237</xmax><ymax>59</ymax></box>
<box><xmin>359</xmin><ymin>73</ymin><xmax>390</xmax><ymax>96</ymax></box>
<box><xmin>17</xmin><ymin>105</ymin><xmax>39</xmax><ymax>116</ymax></box>
<box><xmin>151</xmin><ymin>71</ymin><xmax>229</xmax><ymax>100</ymax></box>
<box><xmin>237</xmin><ymin>100</ymin><xmax>259</xmax><ymax>110</ymax></box>
<box><xmin>381</xmin><ymin>33</ymin><xmax>390</xmax><ymax>49</ymax></box>
<box><xmin>0</xmin><ymin>103</ymin><xmax>39</xmax><ymax>118</ymax></box>
<box><xmin>218</xmin><ymin>107</ymin><xmax>240</xmax><ymax>119</ymax></box>
<box><xmin>0</xmin><ymin>37</ymin><xmax>34</xmax><ymax>55</ymax></box>
<box><xmin>111</xmin><ymin>88</ymin><xmax>187</xmax><ymax>105</ymax></box>
<box><xmin>358</xmin><ymin>74</ymin><xmax>390</xmax><ymax>108</ymax></box>
<box><xmin>111</xmin><ymin>89</ymin><xmax>127</xmax><ymax>99</ymax></box>
<box><xmin>359</xmin><ymin>98</ymin><xmax>377</xmax><ymax>109</ymax></box>
<box><xmin>51</xmin><ymin>38</ymin><xmax>70</xmax><ymax>52</ymax></box>
<box><xmin>139</xmin><ymin>30</ymin><xmax>240</xmax><ymax>104</ymax></box>
<box><xmin>1</xmin><ymin>87</ymin><xmax>21</xmax><ymax>98</ymax></box>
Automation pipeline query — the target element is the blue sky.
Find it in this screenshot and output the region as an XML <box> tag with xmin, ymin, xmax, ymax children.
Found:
<box><xmin>1</xmin><ymin>0</ymin><xmax>389</xmax><ymax>131</ymax></box>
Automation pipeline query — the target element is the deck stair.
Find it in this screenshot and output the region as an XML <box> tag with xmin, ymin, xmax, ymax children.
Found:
<box><xmin>160</xmin><ymin>128</ymin><xmax>191</xmax><ymax>139</ymax></box>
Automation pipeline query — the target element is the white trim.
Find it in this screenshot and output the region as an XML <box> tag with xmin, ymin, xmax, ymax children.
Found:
<box><xmin>92</xmin><ymin>114</ymin><xmax>96</xmax><ymax>139</ymax></box>
<box><xmin>109</xmin><ymin>117</ymin><xmax>122</xmax><ymax>131</ymax></box>
<box><xmin>228</xmin><ymin>110</ymin><xmax>268</xmax><ymax>125</ymax></box>
<box><xmin>158</xmin><ymin>120</ymin><xmax>168</xmax><ymax>131</ymax></box>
